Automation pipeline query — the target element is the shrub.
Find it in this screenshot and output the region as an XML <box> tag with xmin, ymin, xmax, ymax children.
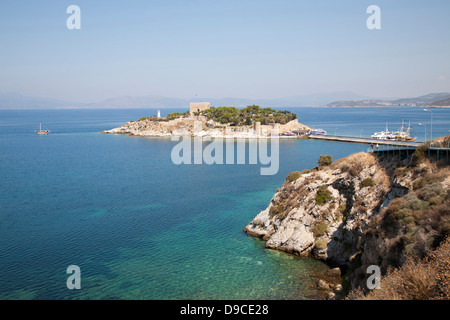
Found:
<box><xmin>404</xmin><ymin>193</ymin><xmax>428</xmax><ymax>211</ymax></box>
<box><xmin>314</xmin><ymin>238</ymin><xmax>328</xmax><ymax>250</ymax></box>
<box><xmin>316</xmin><ymin>186</ymin><xmax>332</xmax><ymax>205</ymax></box>
<box><xmin>417</xmin><ymin>183</ymin><xmax>443</xmax><ymax>201</ymax></box>
<box><xmin>311</xmin><ymin>222</ymin><xmax>328</xmax><ymax>237</ymax></box>
<box><xmin>403</xmin><ymin>193</ymin><xmax>426</xmax><ymax>211</ymax></box>
<box><xmin>286</xmin><ymin>171</ymin><xmax>302</xmax><ymax>182</ymax></box>
<box><xmin>318</xmin><ymin>155</ymin><xmax>333</xmax><ymax>167</ymax></box>
<box><xmin>349</xmin><ymin>166</ymin><xmax>359</xmax><ymax>177</ymax></box>
<box><xmin>360</xmin><ymin>178</ymin><xmax>375</xmax><ymax>188</ymax></box>
<box><xmin>269</xmin><ymin>204</ymin><xmax>284</xmax><ymax>217</ymax></box>
<box><xmin>412</xmin><ymin>145</ymin><xmax>428</xmax><ymax>166</ymax></box>
<box><xmin>338</xmin><ymin>204</ymin><xmax>348</xmax><ymax>215</ymax></box>
<box><xmin>428</xmin><ymin>196</ymin><xmax>444</xmax><ymax>206</ymax></box>
<box><xmin>348</xmin><ymin>237</ymin><xmax>450</xmax><ymax>300</ymax></box>
<box><xmin>413</xmin><ymin>173</ymin><xmax>445</xmax><ymax>190</ymax></box>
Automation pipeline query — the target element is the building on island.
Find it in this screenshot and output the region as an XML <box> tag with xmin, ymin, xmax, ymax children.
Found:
<box><xmin>190</xmin><ymin>102</ymin><xmax>210</xmax><ymax>116</ymax></box>
<box><xmin>157</xmin><ymin>110</ymin><xmax>161</xmax><ymax>118</ymax></box>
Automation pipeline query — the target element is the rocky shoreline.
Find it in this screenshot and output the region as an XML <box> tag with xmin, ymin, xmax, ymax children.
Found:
<box><xmin>244</xmin><ymin>151</ymin><xmax>450</xmax><ymax>298</ymax></box>
<box><xmin>100</xmin><ymin>116</ymin><xmax>311</xmax><ymax>139</ymax></box>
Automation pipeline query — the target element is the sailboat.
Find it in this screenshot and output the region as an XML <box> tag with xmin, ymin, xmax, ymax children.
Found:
<box><xmin>393</xmin><ymin>121</ymin><xmax>416</xmax><ymax>142</ymax></box>
<box><xmin>35</xmin><ymin>123</ymin><xmax>50</xmax><ymax>135</ymax></box>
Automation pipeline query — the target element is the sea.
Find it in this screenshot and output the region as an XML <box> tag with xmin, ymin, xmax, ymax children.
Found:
<box><xmin>0</xmin><ymin>106</ymin><xmax>448</xmax><ymax>300</ymax></box>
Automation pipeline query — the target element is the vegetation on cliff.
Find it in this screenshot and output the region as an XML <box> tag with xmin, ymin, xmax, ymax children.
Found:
<box><xmin>348</xmin><ymin>237</ymin><xmax>450</xmax><ymax>300</ymax></box>
<box><xmin>136</xmin><ymin>105</ymin><xmax>298</xmax><ymax>126</ymax></box>
<box><xmin>199</xmin><ymin>105</ymin><xmax>297</xmax><ymax>126</ymax></box>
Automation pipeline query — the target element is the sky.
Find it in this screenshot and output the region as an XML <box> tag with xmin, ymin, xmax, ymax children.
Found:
<box><xmin>0</xmin><ymin>0</ymin><xmax>449</xmax><ymax>103</ymax></box>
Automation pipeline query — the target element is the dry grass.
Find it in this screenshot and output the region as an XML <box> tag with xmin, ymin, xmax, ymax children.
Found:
<box><xmin>332</xmin><ymin>152</ymin><xmax>376</xmax><ymax>170</ymax></box>
<box><xmin>348</xmin><ymin>237</ymin><xmax>450</xmax><ymax>300</ymax></box>
<box><xmin>332</xmin><ymin>152</ymin><xmax>377</xmax><ymax>177</ymax></box>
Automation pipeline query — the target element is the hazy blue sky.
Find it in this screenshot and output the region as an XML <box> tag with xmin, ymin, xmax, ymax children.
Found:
<box><xmin>0</xmin><ymin>0</ymin><xmax>449</xmax><ymax>102</ymax></box>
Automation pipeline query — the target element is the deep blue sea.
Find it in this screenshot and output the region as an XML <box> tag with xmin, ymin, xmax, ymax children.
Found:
<box><xmin>0</xmin><ymin>107</ymin><xmax>448</xmax><ymax>300</ymax></box>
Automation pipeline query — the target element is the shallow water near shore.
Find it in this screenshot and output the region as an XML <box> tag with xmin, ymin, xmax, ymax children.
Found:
<box><xmin>0</xmin><ymin>107</ymin><xmax>448</xmax><ymax>299</ymax></box>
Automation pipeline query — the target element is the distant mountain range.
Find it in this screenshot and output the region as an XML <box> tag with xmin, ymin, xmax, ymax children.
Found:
<box><xmin>0</xmin><ymin>92</ymin><xmax>82</xmax><ymax>109</ymax></box>
<box><xmin>1</xmin><ymin>91</ymin><xmax>449</xmax><ymax>109</ymax></box>
<box><xmin>429</xmin><ymin>97</ymin><xmax>450</xmax><ymax>107</ymax></box>
<box><xmin>327</xmin><ymin>92</ymin><xmax>450</xmax><ymax>107</ymax></box>
<box><xmin>0</xmin><ymin>91</ymin><xmax>371</xmax><ymax>109</ymax></box>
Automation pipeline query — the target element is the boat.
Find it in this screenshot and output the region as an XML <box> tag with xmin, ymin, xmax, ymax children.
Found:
<box><xmin>35</xmin><ymin>123</ymin><xmax>50</xmax><ymax>135</ymax></box>
<box><xmin>310</xmin><ymin>129</ymin><xmax>327</xmax><ymax>135</ymax></box>
<box><xmin>371</xmin><ymin>122</ymin><xmax>395</xmax><ymax>140</ymax></box>
<box><xmin>393</xmin><ymin>121</ymin><xmax>416</xmax><ymax>142</ymax></box>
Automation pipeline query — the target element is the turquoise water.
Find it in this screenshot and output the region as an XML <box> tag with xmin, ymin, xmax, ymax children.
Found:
<box><xmin>0</xmin><ymin>107</ymin><xmax>448</xmax><ymax>300</ymax></box>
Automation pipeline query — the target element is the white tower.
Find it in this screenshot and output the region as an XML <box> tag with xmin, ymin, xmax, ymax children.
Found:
<box><xmin>157</xmin><ymin>110</ymin><xmax>161</xmax><ymax>118</ymax></box>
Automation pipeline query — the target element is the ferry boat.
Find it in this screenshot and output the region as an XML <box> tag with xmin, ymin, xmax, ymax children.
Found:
<box><xmin>371</xmin><ymin>123</ymin><xmax>395</xmax><ymax>140</ymax></box>
<box><xmin>35</xmin><ymin>123</ymin><xmax>50</xmax><ymax>135</ymax></box>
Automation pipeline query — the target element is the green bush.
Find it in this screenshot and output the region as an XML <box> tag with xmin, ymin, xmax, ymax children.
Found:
<box><xmin>201</xmin><ymin>105</ymin><xmax>297</xmax><ymax>126</ymax></box>
<box><xmin>315</xmin><ymin>185</ymin><xmax>332</xmax><ymax>205</ymax></box>
<box><xmin>318</xmin><ymin>155</ymin><xmax>333</xmax><ymax>167</ymax></box>
<box><xmin>269</xmin><ymin>204</ymin><xmax>284</xmax><ymax>217</ymax></box>
<box><xmin>311</xmin><ymin>222</ymin><xmax>328</xmax><ymax>237</ymax></box>
<box><xmin>286</xmin><ymin>171</ymin><xmax>302</xmax><ymax>182</ymax></box>
<box><xmin>360</xmin><ymin>178</ymin><xmax>375</xmax><ymax>188</ymax></box>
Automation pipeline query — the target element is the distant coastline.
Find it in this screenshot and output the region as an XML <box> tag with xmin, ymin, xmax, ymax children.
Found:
<box><xmin>317</xmin><ymin>105</ymin><xmax>450</xmax><ymax>108</ymax></box>
<box><xmin>2</xmin><ymin>91</ymin><xmax>449</xmax><ymax>110</ymax></box>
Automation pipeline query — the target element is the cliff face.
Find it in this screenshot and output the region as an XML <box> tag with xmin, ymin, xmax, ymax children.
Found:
<box><xmin>244</xmin><ymin>152</ymin><xmax>449</xmax><ymax>291</ymax></box>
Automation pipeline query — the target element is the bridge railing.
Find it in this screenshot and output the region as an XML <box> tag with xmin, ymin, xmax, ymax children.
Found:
<box><xmin>368</xmin><ymin>144</ymin><xmax>417</xmax><ymax>153</ymax></box>
<box><xmin>426</xmin><ymin>140</ymin><xmax>450</xmax><ymax>149</ymax></box>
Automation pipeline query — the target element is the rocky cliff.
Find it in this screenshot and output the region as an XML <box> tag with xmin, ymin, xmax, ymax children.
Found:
<box><xmin>244</xmin><ymin>151</ymin><xmax>449</xmax><ymax>293</ymax></box>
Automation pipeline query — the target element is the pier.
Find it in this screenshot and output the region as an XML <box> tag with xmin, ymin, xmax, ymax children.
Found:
<box><xmin>308</xmin><ymin>134</ymin><xmax>450</xmax><ymax>163</ymax></box>
<box><xmin>307</xmin><ymin>134</ymin><xmax>422</xmax><ymax>148</ymax></box>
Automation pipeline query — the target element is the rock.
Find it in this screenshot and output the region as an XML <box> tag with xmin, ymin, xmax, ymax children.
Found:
<box><xmin>244</xmin><ymin>151</ymin><xmax>443</xmax><ymax>292</ymax></box>
<box><xmin>318</xmin><ymin>279</ymin><xmax>330</xmax><ymax>290</ymax></box>
<box><xmin>327</xmin><ymin>267</ymin><xmax>341</xmax><ymax>277</ymax></box>
<box><xmin>327</xmin><ymin>292</ymin><xmax>336</xmax><ymax>300</ymax></box>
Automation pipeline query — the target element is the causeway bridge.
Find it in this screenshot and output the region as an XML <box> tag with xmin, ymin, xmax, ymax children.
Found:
<box><xmin>308</xmin><ymin>134</ymin><xmax>450</xmax><ymax>163</ymax></box>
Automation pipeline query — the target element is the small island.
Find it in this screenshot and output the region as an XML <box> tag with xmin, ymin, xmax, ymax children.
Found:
<box><xmin>100</xmin><ymin>103</ymin><xmax>311</xmax><ymax>138</ymax></box>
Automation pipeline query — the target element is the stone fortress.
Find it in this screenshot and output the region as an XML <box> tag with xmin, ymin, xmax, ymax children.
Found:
<box><xmin>190</xmin><ymin>102</ymin><xmax>210</xmax><ymax>116</ymax></box>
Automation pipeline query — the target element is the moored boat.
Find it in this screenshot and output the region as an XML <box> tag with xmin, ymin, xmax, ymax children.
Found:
<box><xmin>371</xmin><ymin>123</ymin><xmax>395</xmax><ymax>140</ymax></box>
<box><xmin>310</xmin><ymin>129</ymin><xmax>327</xmax><ymax>135</ymax></box>
<box><xmin>393</xmin><ymin>121</ymin><xmax>416</xmax><ymax>142</ymax></box>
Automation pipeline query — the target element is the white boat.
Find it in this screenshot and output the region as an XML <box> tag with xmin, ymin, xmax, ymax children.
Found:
<box><xmin>35</xmin><ymin>123</ymin><xmax>50</xmax><ymax>135</ymax></box>
<box><xmin>310</xmin><ymin>129</ymin><xmax>327</xmax><ymax>135</ymax></box>
<box><xmin>371</xmin><ymin>123</ymin><xmax>395</xmax><ymax>140</ymax></box>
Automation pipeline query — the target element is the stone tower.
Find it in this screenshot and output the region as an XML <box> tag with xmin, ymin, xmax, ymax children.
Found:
<box><xmin>190</xmin><ymin>102</ymin><xmax>210</xmax><ymax>116</ymax></box>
